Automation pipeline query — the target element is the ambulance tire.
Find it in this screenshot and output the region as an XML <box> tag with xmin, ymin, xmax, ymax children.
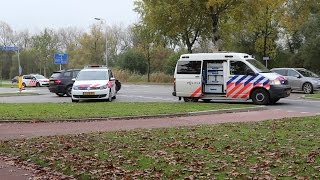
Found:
<box><xmin>36</xmin><ymin>82</ymin><xmax>40</xmax><ymax>87</ymax></box>
<box><xmin>202</xmin><ymin>99</ymin><xmax>211</xmax><ymax>103</ymax></box>
<box><xmin>251</xmin><ymin>89</ymin><xmax>270</xmax><ymax>105</ymax></box>
<box><xmin>183</xmin><ymin>97</ymin><xmax>199</xmax><ymax>102</ymax></box>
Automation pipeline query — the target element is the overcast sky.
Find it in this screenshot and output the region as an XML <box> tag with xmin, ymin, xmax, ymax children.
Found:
<box><xmin>0</xmin><ymin>0</ymin><xmax>139</xmax><ymax>32</ymax></box>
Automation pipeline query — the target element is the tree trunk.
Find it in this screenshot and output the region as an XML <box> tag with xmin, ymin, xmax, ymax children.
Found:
<box><xmin>209</xmin><ymin>6</ymin><xmax>221</xmax><ymax>51</ymax></box>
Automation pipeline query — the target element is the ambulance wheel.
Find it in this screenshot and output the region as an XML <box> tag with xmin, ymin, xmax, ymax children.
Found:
<box><xmin>36</xmin><ymin>82</ymin><xmax>40</xmax><ymax>87</ymax></box>
<box><xmin>72</xmin><ymin>99</ymin><xmax>79</xmax><ymax>103</ymax></box>
<box><xmin>183</xmin><ymin>97</ymin><xmax>199</xmax><ymax>102</ymax></box>
<box><xmin>251</xmin><ymin>89</ymin><xmax>270</xmax><ymax>105</ymax></box>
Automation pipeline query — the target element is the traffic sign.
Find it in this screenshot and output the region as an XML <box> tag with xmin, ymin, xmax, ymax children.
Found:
<box><xmin>54</xmin><ymin>53</ymin><xmax>68</xmax><ymax>64</ymax></box>
<box><xmin>263</xmin><ymin>56</ymin><xmax>270</xmax><ymax>61</ymax></box>
<box><xmin>0</xmin><ymin>46</ymin><xmax>19</xmax><ymax>51</ymax></box>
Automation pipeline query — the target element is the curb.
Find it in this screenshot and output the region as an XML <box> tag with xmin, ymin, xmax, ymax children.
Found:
<box><xmin>0</xmin><ymin>106</ymin><xmax>267</xmax><ymax>123</ymax></box>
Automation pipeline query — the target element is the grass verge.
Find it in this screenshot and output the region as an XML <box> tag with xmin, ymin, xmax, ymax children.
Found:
<box><xmin>305</xmin><ymin>94</ymin><xmax>320</xmax><ymax>99</ymax></box>
<box><xmin>0</xmin><ymin>92</ymin><xmax>39</xmax><ymax>97</ymax></box>
<box><xmin>0</xmin><ymin>102</ymin><xmax>253</xmax><ymax>121</ymax></box>
<box><xmin>0</xmin><ymin>83</ymin><xmax>16</xmax><ymax>88</ymax></box>
<box><xmin>0</xmin><ymin>116</ymin><xmax>319</xmax><ymax>179</ymax></box>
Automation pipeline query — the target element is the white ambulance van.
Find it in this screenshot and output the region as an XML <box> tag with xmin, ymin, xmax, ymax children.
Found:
<box><xmin>172</xmin><ymin>53</ymin><xmax>291</xmax><ymax>105</ymax></box>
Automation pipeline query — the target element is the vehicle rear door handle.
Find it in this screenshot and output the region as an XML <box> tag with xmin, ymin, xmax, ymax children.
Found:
<box><xmin>195</xmin><ymin>75</ymin><xmax>200</xmax><ymax>78</ymax></box>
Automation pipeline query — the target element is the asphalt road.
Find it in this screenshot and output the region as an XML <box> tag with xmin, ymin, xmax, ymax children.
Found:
<box><xmin>0</xmin><ymin>85</ymin><xmax>320</xmax><ymax>114</ymax></box>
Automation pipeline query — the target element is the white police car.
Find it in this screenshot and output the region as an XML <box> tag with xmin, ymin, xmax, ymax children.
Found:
<box><xmin>71</xmin><ymin>65</ymin><xmax>117</xmax><ymax>102</ymax></box>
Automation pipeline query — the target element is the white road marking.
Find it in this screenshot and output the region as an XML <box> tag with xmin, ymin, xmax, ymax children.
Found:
<box><xmin>300</xmin><ymin>112</ymin><xmax>311</xmax><ymax>114</ymax></box>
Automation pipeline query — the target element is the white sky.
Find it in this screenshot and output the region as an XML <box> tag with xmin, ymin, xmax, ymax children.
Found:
<box><xmin>0</xmin><ymin>0</ymin><xmax>139</xmax><ymax>32</ymax></box>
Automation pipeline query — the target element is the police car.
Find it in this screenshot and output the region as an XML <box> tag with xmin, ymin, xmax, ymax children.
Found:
<box><xmin>71</xmin><ymin>65</ymin><xmax>117</xmax><ymax>102</ymax></box>
<box><xmin>22</xmin><ymin>74</ymin><xmax>49</xmax><ymax>87</ymax></box>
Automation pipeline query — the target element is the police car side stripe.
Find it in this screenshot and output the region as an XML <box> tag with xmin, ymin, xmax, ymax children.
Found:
<box><xmin>254</xmin><ymin>77</ymin><xmax>265</xmax><ymax>85</ymax></box>
<box><xmin>235</xmin><ymin>75</ymin><xmax>248</xmax><ymax>85</ymax></box>
<box><xmin>244</xmin><ymin>75</ymin><xmax>257</xmax><ymax>86</ymax></box>
<box><xmin>227</xmin><ymin>75</ymin><xmax>238</xmax><ymax>85</ymax></box>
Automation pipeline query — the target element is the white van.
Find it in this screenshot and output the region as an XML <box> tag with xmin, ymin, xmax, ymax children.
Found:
<box><xmin>172</xmin><ymin>53</ymin><xmax>291</xmax><ymax>105</ymax></box>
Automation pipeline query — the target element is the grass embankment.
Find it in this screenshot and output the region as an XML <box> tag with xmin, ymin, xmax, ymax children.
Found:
<box><xmin>0</xmin><ymin>102</ymin><xmax>252</xmax><ymax>121</ymax></box>
<box><xmin>0</xmin><ymin>92</ymin><xmax>39</xmax><ymax>97</ymax></box>
<box><xmin>0</xmin><ymin>83</ymin><xmax>16</xmax><ymax>88</ymax></box>
<box><xmin>305</xmin><ymin>94</ymin><xmax>320</xmax><ymax>99</ymax></box>
<box><xmin>1</xmin><ymin>116</ymin><xmax>319</xmax><ymax>179</ymax></box>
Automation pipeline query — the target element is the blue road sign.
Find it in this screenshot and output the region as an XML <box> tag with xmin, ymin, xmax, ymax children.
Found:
<box><xmin>54</xmin><ymin>53</ymin><xmax>68</xmax><ymax>64</ymax></box>
<box><xmin>0</xmin><ymin>46</ymin><xmax>19</xmax><ymax>51</ymax></box>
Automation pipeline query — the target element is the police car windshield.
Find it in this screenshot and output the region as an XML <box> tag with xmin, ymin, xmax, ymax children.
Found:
<box><xmin>34</xmin><ymin>75</ymin><xmax>46</xmax><ymax>79</ymax></box>
<box><xmin>77</xmin><ymin>71</ymin><xmax>108</xmax><ymax>80</ymax></box>
<box><xmin>247</xmin><ymin>59</ymin><xmax>270</xmax><ymax>73</ymax></box>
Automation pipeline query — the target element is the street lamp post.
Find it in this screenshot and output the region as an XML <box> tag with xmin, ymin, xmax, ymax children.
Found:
<box><xmin>94</xmin><ymin>18</ymin><xmax>108</xmax><ymax>66</ymax></box>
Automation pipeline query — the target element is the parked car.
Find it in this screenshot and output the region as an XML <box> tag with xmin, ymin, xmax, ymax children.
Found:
<box><xmin>11</xmin><ymin>76</ymin><xmax>18</xmax><ymax>84</ymax></box>
<box><xmin>48</xmin><ymin>69</ymin><xmax>81</xmax><ymax>97</ymax></box>
<box><xmin>22</xmin><ymin>74</ymin><xmax>49</xmax><ymax>87</ymax></box>
<box><xmin>71</xmin><ymin>65</ymin><xmax>117</xmax><ymax>102</ymax></box>
<box><xmin>271</xmin><ymin>68</ymin><xmax>320</xmax><ymax>94</ymax></box>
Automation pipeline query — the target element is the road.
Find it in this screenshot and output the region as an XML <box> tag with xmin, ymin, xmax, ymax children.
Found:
<box><xmin>0</xmin><ymin>85</ymin><xmax>320</xmax><ymax>114</ymax></box>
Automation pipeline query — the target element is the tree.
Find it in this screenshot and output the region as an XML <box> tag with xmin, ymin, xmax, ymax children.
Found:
<box><xmin>68</xmin><ymin>25</ymin><xmax>105</xmax><ymax>68</ymax></box>
<box><xmin>31</xmin><ymin>29</ymin><xmax>59</xmax><ymax>76</ymax></box>
<box><xmin>135</xmin><ymin>0</ymin><xmax>208</xmax><ymax>53</ymax></box>
<box><xmin>280</xmin><ymin>0</ymin><xmax>320</xmax><ymax>54</ymax></box>
<box><xmin>117</xmin><ymin>48</ymin><xmax>147</xmax><ymax>74</ymax></box>
<box><xmin>205</xmin><ymin>0</ymin><xmax>239</xmax><ymax>50</ymax></box>
<box><xmin>222</xmin><ymin>0</ymin><xmax>286</xmax><ymax>61</ymax></box>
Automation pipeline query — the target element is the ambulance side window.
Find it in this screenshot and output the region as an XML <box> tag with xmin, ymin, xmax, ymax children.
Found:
<box><xmin>177</xmin><ymin>61</ymin><xmax>201</xmax><ymax>74</ymax></box>
<box><xmin>230</xmin><ymin>61</ymin><xmax>251</xmax><ymax>75</ymax></box>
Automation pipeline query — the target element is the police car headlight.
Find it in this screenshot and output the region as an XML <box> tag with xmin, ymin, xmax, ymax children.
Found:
<box><xmin>270</xmin><ymin>79</ymin><xmax>281</xmax><ymax>85</ymax></box>
<box><xmin>73</xmin><ymin>86</ymin><xmax>79</xmax><ymax>90</ymax></box>
<box><xmin>100</xmin><ymin>85</ymin><xmax>108</xmax><ymax>90</ymax></box>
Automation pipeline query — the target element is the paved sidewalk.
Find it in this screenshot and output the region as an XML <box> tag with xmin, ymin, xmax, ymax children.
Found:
<box><xmin>0</xmin><ymin>109</ymin><xmax>317</xmax><ymax>179</ymax></box>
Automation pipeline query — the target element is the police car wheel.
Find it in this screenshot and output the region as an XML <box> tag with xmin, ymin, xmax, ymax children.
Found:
<box><xmin>22</xmin><ymin>82</ymin><xmax>26</xmax><ymax>87</ymax></box>
<box><xmin>36</xmin><ymin>82</ymin><xmax>40</xmax><ymax>87</ymax></box>
<box><xmin>107</xmin><ymin>90</ymin><xmax>112</xmax><ymax>102</ymax></box>
<box><xmin>251</xmin><ymin>89</ymin><xmax>270</xmax><ymax>105</ymax></box>
<box><xmin>72</xmin><ymin>99</ymin><xmax>79</xmax><ymax>103</ymax></box>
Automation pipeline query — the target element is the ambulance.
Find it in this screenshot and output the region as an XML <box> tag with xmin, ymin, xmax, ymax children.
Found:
<box><xmin>172</xmin><ymin>53</ymin><xmax>291</xmax><ymax>105</ymax></box>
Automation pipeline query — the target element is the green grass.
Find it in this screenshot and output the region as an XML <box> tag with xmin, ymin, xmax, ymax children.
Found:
<box><xmin>0</xmin><ymin>83</ymin><xmax>16</xmax><ymax>88</ymax></box>
<box><xmin>0</xmin><ymin>92</ymin><xmax>39</xmax><ymax>97</ymax></box>
<box><xmin>0</xmin><ymin>102</ymin><xmax>253</xmax><ymax>121</ymax></box>
<box><xmin>1</xmin><ymin>116</ymin><xmax>319</xmax><ymax>179</ymax></box>
<box><xmin>305</xmin><ymin>94</ymin><xmax>320</xmax><ymax>99</ymax></box>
